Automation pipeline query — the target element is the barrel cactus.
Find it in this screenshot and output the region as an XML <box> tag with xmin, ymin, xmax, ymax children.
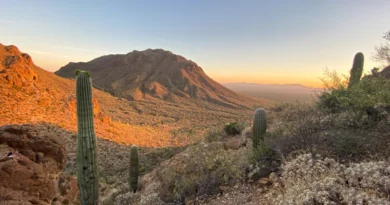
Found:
<box><xmin>348</xmin><ymin>52</ymin><xmax>364</xmax><ymax>88</ymax></box>
<box><xmin>252</xmin><ymin>108</ymin><xmax>267</xmax><ymax>149</ymax></box>
<box><xmin>129</xmin><ymin>145</ymin><xmax>139</xmax><ymax>193</ymax></box>
<box><xmin>76</xmin><ymin>70</ymin><xmax>99</xmax><ymax>204</ymax></box>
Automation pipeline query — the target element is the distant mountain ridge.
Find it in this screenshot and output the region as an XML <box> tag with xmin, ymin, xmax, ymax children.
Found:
<box><xmin>224</xmin><ymin>82</ymin><xmax>321</xmax><ymax>103</ymax></box>
<box><xmin>55</xmin><ymin>49</ymin><xmax>265</xmax><ymax>109</ymax></box>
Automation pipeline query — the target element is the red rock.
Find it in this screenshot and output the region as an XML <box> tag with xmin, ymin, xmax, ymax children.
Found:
<box><xmin>0</xmin><ymin>124</ymin><xmax>73</xmax><ymax>204</ymax></box>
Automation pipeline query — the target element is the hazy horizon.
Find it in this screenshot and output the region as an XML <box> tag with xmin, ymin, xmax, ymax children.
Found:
<box><xmin>1</xmin><ymin>0</ymin><xmax>389</xmax><ymax>87</ymax></box>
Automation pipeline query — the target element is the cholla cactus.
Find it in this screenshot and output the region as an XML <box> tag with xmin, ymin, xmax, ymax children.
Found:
<box><xmin>348</xmin><ymin>52</ymin><xmax>364</xmax><ymax>88</ymax></box>
<box><xmin>252</xmin><ymin>108</ymin><xmax>267</xmax><ymax>149</ymax></box>
<box><xmin>76</xmin><ymin>70</ymin><xmax>99</xmax><ymax>204</ymax></box>
<box><xmin>129</xmin><ymin>145</ymin><xmax>139</xmax><ymax>193</ymax></box>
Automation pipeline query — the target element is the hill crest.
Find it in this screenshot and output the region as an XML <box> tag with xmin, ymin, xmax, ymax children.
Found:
<box><xmin>55</xmin><ymin>49</ymin><xmax>262</xmax><ymax>109</ymax></box>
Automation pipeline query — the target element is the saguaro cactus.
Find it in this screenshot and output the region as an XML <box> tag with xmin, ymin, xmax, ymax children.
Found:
<box><xmin>76</xmin><ymin>70</ymin><xmax>99</xmax><ymax>204</ymax></box>
<box><xmin>129</xmin><ymin>145</ymin><xmax>139</xmax><ymax>193</ymax></box>
<box><xmin>348</xmin><ymin>52</ymin><xmax>364</xmax><ymax>88</ymax></box>
<box><xmin>252</xmin><ymin>108</ymin><xmax>267</xmax><ymax>149</ymax></box>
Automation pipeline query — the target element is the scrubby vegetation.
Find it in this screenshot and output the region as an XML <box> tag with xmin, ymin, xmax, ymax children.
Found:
<box><xmin>3</xmin><ymin>40</ymin><xmax>390</xmax><ymax>204</ymax></box>
<box><xmin>223</xmin><ymin>122</ymin><xmax>245</xmax><ymax>136</ymax></box>
<box><xmin>264</xmin><ymin>153</ymin><xmax>390</xmax><ymax>204</ymax></box>
<box><xmin>107</xmin><ymin>62</ymin><xmax>390</xmax><ymax>204</ymax></box>
<box><xmin>250</xmin><ymin>63</ymin><xmax>390</xmax><ymax>204</ymax></box>
<box><xmin>318</xmin><ymin>68</ymin><xmax>390</xmax><ymax>116</ymax></box>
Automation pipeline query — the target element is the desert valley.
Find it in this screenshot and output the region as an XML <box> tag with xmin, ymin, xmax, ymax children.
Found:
<box><xmin>1</xmin><ymin>1</ymin><xmax>390</xmax><ymax>205</ymax></box>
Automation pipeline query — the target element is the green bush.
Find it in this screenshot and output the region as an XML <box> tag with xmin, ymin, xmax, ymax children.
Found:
<box><xmin>317</xmin><ymin>87</ymin><xmax>351</xmax><ymax>113</ymax></box>
<box><xmin>249</xmin><ymin>137</ymin><xmax>273</xmax><ymax>164</ymax></box>
<box><xmin>223</xmin><ymin>122</ymin><xmax>244</xmax><ymax>136</ymax></box>
<box><xmin>317</xmin><ymin>69</ymin><xmax>390</xmax><ymax>114</ymax></box>
<box><xmin>267</xmin><ymin>101</ymin><xmax>390</xmax><ymax>162</ymax></box>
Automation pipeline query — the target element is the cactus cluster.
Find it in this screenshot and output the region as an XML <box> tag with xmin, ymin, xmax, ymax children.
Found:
<box><xmin>129</xmin><ymin>145</ymin><xmax>139</xmax><ymax>193</ymax></box>
<box><xmin>76</xmin><ymin>70</ymin><xmax>99</xmax><ymax>204</ymax></box>
<box><xmin>252</xmin><ymin>108</ymin><xmax>267</xmax><ymax>149</ymax></box>
<box><xmin>348</xmin><ymin>52</ymin><xmax>364</xmax><ymax>88</ymax></box>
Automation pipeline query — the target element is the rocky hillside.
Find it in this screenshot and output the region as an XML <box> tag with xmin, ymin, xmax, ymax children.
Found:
<box><xmin>0</xmin><ymin>43</ymin><xmax>178</xmax><ymax>147</ymax></box>
<box><xmin>1</xmin><ymin>44</ymin><xmax>389</xmax><ymax>204</ymax></box>
<box><xmin>55</xmin><ymin>49</ymin><xmax>264</xmax><ymax>108</ymax></box>
<box><xmin>0</xmin><ymin>43</ymin><xmax>260</xmax><ymax>147</ymax></box>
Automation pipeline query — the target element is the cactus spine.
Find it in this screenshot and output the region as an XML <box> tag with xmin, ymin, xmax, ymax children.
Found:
<box><xmin>252</xmin><ymin>108</ymin><xmax>267</xmax><ymax>149</ymax></box>
<box><xmin>348</xmin><ymin>52</ymin><xmax>364</xmax><ymax>88</ymax></box>
<box><xmin>129</xmin><ymin>145</ymin><xmax>139</xmax><ymax>193</ymax></box>
<box><xmin>76</xmin><ymin>70</ymin><xmax>99</xmax><ymax>204</ymax></box>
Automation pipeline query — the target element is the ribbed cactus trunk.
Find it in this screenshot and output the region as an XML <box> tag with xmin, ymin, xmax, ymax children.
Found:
<box><xmin>348</xmin><ymin>52</ymin><xmax>364</xmax><ymax>88</ymax></box>
<box><xmin>76</xmin><ymin>70</ymin><xmax>99</xmax><ymax>205</ymax></box>
<box><xmin>129</xmin><ymin>145</ymin><xmax>139</xmax><ymax>193</ymax></box>
<box><xmin>252</xmin><ymin>108</ymin><xmax>267</xmax><ymax>149</ymax></box>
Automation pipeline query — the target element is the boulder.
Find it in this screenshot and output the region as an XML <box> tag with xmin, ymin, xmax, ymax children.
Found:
<box><xmin>0</xmin><ymin>124</ymin><xmax>74</xmax><ymax>205</ymax></box>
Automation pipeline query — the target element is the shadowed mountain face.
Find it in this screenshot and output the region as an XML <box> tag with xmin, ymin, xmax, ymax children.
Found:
<box><xmin>55</xmin><ymin>49</ymin><xmax>263</xmax><ymax>108</ymax></box>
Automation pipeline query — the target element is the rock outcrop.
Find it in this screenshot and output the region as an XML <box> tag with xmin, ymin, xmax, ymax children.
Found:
<box><xmin>0</xmin><ymin>124</ymin><xmax>77</xmax><ymax>204</ymax></box>
<box><xmin>0</xmin><ymin>44</ymin><xmax>38</xmax><ymax>87</ymax></box>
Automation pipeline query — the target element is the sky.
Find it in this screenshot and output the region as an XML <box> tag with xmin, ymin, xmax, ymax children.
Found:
<box><xmin>1</xmin><ymin>0</ymin><xmax>389</xmax><ymax>88</ymax></box>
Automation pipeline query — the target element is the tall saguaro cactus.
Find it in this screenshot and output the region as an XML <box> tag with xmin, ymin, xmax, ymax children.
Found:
<box><xmin>252</xmin><ymin>108</ymin><xmax>267</xmax><ymax>149</ymax></box>
<box><xmin>348</xmin><ymin>52</ymin><xmax>364</xmax><ymax>88</ymax></box>
<box><xmin>76</xmin><ymin>70</ymin><xmax>99</xmax><ymax>204</ymax></box>
<box><xmin>129</xmin><ymin>145</ymin><xmax>139</xmax><ymax>193</ymax></box>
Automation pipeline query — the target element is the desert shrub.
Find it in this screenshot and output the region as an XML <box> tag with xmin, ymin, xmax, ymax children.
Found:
<box><xmin>223</xmin><ymin>122</ymin><xmax>244</xmax><ymax>136</ymax></box>
<box><xmin>264</xmin><ymin>153</ymin><xmax>390</xmax><ymax>204</ymax></box>
<box><xmin>317</xmin><ymin>87</ymin><xmax>351</xmax><ymax>113</ymax></box>
<box><xmin>317</xmin><ymin>69</ymin><xmax>390</xmax><ymax>114</ymax></box>
<box><xmin>140</xmin><ymin>146</ymin><xmax>187</xmax><ymax>175</ymax></box>
<box><xmin>156</xmin><ymin>142</ymin><xmax>247</xmax><ymax>202</ymax></box>
<box><xmin>249</xmin><ymin>139</ymin><xmax>273</xmax><ymax>164</ymax></box>
<box><xmin>204</xmin><ymin>128</ymin><xmax>223</xmax><ymax>142</ymax></box>
<box><xmin>266</xmin><ymin>102</ymin><xmax>390</xmax><ymax>163</ymax></box>
<box><xmin>249</xmin><ymin>129</ymin><xmax>282</xmax><ymax>164</ymax></box>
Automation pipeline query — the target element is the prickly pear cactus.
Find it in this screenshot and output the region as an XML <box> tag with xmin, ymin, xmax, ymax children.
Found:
<box><xmin>129</xmin><ymin>145</ymin><xmax>139</xmax><ymax>193</ymax></box>
<box><xmin>348</xmin><ymin>52</ymin><xmax>364</xmax><ymax>88</ymax></box>
<box><xmin>252</xmin><ymin>108</ymin><xmax>267</xmax><ymax>149</ymax></box>
<box><xmin>76</xmin><ymin>70</ymin><xmax>99</xmax><ymax>204</ymax></box>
